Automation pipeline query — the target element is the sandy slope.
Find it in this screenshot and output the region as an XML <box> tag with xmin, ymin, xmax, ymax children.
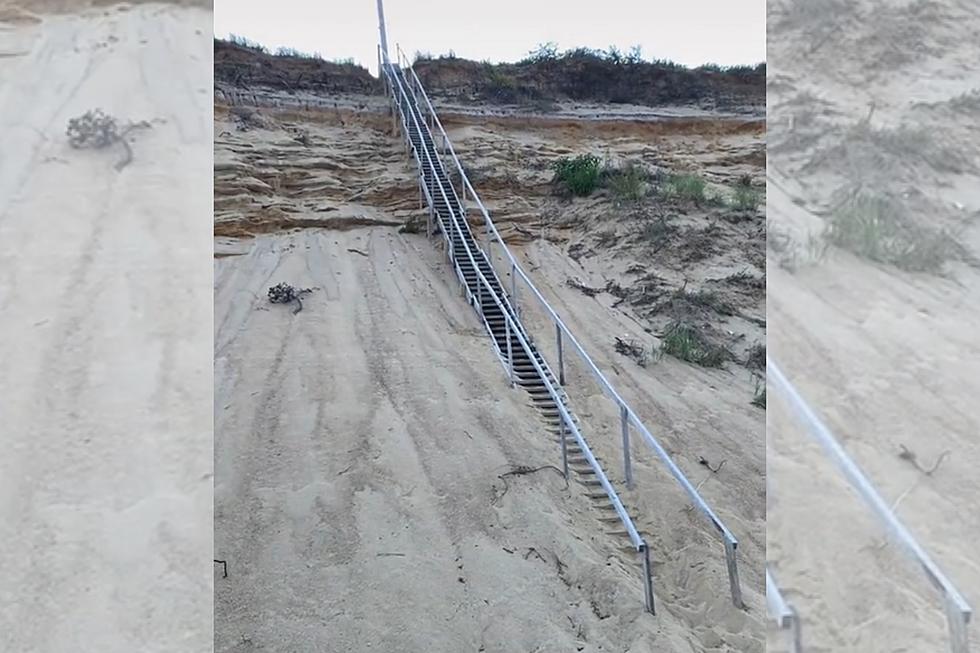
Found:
<box><xmin>215</xmin><ymin>230</ymin><xmax>669</xmax><ymax>652</ymax></box>
<box><xmin>0</xmin><ymin>4</ymin><xmax>212</xmax><ymax>651</ymax></box>
<box><xmin>214</xmin><ymin>93</ymin><xmax>765</xmax><ymax>651</ymax></box>
<box><xmin>767</xmin><ymin>0</ymin><xmax>980</xmax><ymax>650</ymax></box>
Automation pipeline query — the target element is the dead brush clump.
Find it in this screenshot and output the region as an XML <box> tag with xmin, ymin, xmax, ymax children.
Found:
<box><xmin>807</xmin><ymin>110</ymin><xmax>972</xmax><ymax>183</ymax></box>
<box><xmin>677</xmin><ymin>224</ymin><xmax>724</xmax><ymax>262</ymax></box>
<box><xmin>66</xmin><ymin>109</ymin><xmax>151</xmax><ymax>170</ymax></box>
<box><xmin>746</xmin><ymin>343</ymin><xmax>766</xmax><ymax>370</ymax></box>
<box><xmin>825</xmin><ymin>189</ymin><xmax>963</xmax><ymax>273</ymax></box>
<box><xmin>724</xmin><ymin>268</ymin><xmax>765</xmax><ymax>292</ymax></box>
<box><xmin>614</xmin><ymin>337</ymin><xmax>649</xmax><ymax>367</ymax></box>
<box><xmin>637</xmin><ymin>216</ymin><xmax>675</xmax><ymax>249</ymax></box>
<box><xmin>666</xmin><ymin>286</ymin><xmax>736</xmax><ymax>317</ymax></box>
<box><xmin>751</xmin><ymin>379</ymin><xmax>766</xmax><ymax>409</ymax></box>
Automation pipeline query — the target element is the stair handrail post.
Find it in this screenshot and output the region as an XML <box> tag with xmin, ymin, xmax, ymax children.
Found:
<box><xmin>505</xmin><ymin>318</ymin><xmax>514</xmax><ymax>386</ymax></box>
<box><xmin>559</xmin><ymin>418</ymin><xmax>569</xmax><ymax>480</ymax></box>
<box><xmin>641</xmin><ymin>544</ymin><xmax>656</xmax><ymax>614</ymax></box>
<box><xmin>620</xmin><ymin>403</ymin><xmax>633</xmax><ymax>489</ymax></box>
<box><xmin>557</xmin><ymin>324</ymin><xmax>565</xmax><ymax>385</ymax></box>
<box><xmin>510</xmin><ymin>263</ymin><xmax>517</xmax><ymax>310</ymax></box>
<box><xmin>724</xmin><ymin>538</ymin><xmax>743</xmax><ymax>609</ymax></box>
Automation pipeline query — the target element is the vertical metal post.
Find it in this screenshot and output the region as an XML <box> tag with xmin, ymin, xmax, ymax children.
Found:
<box><xmin>557</xmin><ymin>324</ymin><xmax>565</xmax><ymax>385</ymax></box>
<box><xmin>376</xmin><ymin>0</ymin><xmax>390</xmax><ymax>65</ymax></box>
<box><xmin>511</xmin><ymin>263</ymin><xmax>518</xmax><ymax>312</ymax></box>
<box><xmin>724</xmin><ymin>539</ymin><xmax>744</xmax><ymax>609</ymax></box>
<box><xmin>640</xmin><ymin>545</ymin><xmax>655</xmax><ymax>615</ymax></box>
<box><xmin>620</xmin><ymin>404</ymin><xmax>633</xmax><ymax>489</ymax></box>
<box><xmin>559</xmin><ymin>418</ymin><xmax>569</xmax><ymax>480</ymax></box>
<box><xmin>477</xmin><ymin>280</ymin><xmax>483</xmax><ymax>315</ymax></box>
<box><xmin>946</xmin><ymin>597</ymin><xmax>971</xmax><ymax>653</ymax></box>
<box><xmin>789</xmin><ymin>612</ymin><xmax>803</xmax><ymax>653</ymax></box>
<box><xmin>505</xmin><ymin>318</ymin><xmax>514</xmax><ymax>386</ymax></box>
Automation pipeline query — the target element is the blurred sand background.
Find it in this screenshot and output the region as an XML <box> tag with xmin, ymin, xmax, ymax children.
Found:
<box><xmin>0</xmin><ymin>2</ymin><xmax>213</xmax><ymax>651</ymax></box>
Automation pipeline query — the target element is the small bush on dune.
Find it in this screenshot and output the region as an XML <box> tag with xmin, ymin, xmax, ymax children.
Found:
<box><xmin>553</xmin><ymin>154</ymin><xmax>602</xmax><ymax>196</ymax></box>
<box><xmin>605</xmin><ymin>161</ymin><xmax>649</xmax><ymax>203</ymax></box>
<box><xmin>732</xmin><ymin>180</ymin><xmax>761</xmax><ymax>211</ymax></box>
<box><xmin>826</xmin><ymin>191</ymin><xmax>958</xmax><ymax>272</ymax></box>
<box><xmin>660</xmin><ymin>173</ymin><xmax>707</xmax><ymax>204</ymax></box>
<box><xmin>659</xmin><ymin>321</ymin><xmax>729</xmax><ymax>368</ymax></box>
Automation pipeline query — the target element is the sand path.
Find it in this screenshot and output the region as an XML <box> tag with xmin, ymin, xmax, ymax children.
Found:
<box><xmin>0</xmin><ymin>4</ymin><xmax>212</xmax><ymax>651</ymax></box>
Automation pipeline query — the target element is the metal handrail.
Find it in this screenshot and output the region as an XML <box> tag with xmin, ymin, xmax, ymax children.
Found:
<box><xmin>396</xmin><ymin>45</ymin><xmax>743</xmax><ymax>607</ymax></box>
<box><xmin>383</xmin><ymin>61</ymin><xmax>655</xmax><ymax>613</ymax></box>
<box><xmin>768</xmin><ymin>355</ymin><xmax>972</xmax><ymax>652</ymax></box>
<box><xmin>766</xmin><ymin>567</ymin><xmax>801</xmax><ymax>653</ymax></box>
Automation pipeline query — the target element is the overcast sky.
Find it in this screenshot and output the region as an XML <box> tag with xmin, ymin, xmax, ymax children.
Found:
<box><xmin>214</xmin><ymin>0</ymin><xmax>765</xmax><ymax>75</ymax></box>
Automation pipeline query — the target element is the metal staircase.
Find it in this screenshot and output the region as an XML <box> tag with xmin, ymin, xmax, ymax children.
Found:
<box><xmin>394</xmin><ymin>67</ymin><xmax>566</xmax><ymax>407</ymax></box>
<box><xmin>381</xmin><ymin>59</ymin><xmax>657</xmax><ymax>613</ymax></box>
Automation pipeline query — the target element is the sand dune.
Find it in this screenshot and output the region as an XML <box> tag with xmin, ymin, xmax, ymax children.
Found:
<box><xmin>767</xmin><ymin>0</ymin><xmax>980</xmax><ymax>649</ymax></box>
<box><xmin>214</xmin><ymin>89</ymin><xmax>765</xmax><ymax>650</ymax></box>
<box><xmin>0</xmin><ymin>3</ymin><xmax>212</xmax><ymax>651</ymax></box>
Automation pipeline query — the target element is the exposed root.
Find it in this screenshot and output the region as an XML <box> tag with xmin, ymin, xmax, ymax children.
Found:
<box><xmin>898</xmin><ymin>445</ymin><xmax>950</xmax><ymax>476</ymax></box>
<box><xmin>492</xmin><ymin>465</ymin><xmax>567</xmax><ymax>504</ymax></box>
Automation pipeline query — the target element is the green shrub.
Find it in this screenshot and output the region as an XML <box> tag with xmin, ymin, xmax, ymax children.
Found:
<box><xmin>553</xmin><ymin>154</ymin><xmax>602</xmax><ymax>196</ymax></box>
<box><xmin>606</xmin><ymin>162</ymin><xmax>649</xmax><ymax>203</ymax></box>
<box><xmin>659</xmin><ymin>321</ymin><xmax>729</xmax><ymax>368</ymax></box>
<box><xmin>732</xmin><ymin>182</ymin><xmax>761</xmax><ymax>211</ymax></box>
<box><xmin>660</xmin><ymin>173</ymin><xmax>707</xmax><ymax>204</ymax></box>
<box><xmin>826</xmin><ymin>192</ymin><xmax>956</xmax><ymax>272</ymax></box>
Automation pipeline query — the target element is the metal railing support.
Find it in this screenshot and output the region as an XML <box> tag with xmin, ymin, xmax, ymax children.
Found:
<box><xmin>724</xmin><ymin>538</ymin><xmax>743</xmax><ymax>609</ymax></box>
<box><xmin>559</xmin><ymin>419</ymin><xmax>569</xmax><ymax>480</ymax></box>
<box><xmin>621</xmin><ymin>404</ymin><xmax>633</xmax><ymax>489</ymax></box>
<box><xmin>557</xmin><ymin>323</ymin><xmax>565</xmax><ymax>385</ymax></box>
<box><xmin>505</xmin><ymin>319</ymin><xmax>514</xmax><ymax>386</ymax></box>
<box><xmin>511</xmin><ymin>263</ymin><xmax>517</xmax><ymax>310</ymax></box>
<box><xmin>767</xmin><ymin>567</ymin><xmax>801</xmax><ymax>653</ymax></box>
<box><xmin>641</xmin><ymin>544</ymin><xmax>656</xmax><ymax>615</ymax></box>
